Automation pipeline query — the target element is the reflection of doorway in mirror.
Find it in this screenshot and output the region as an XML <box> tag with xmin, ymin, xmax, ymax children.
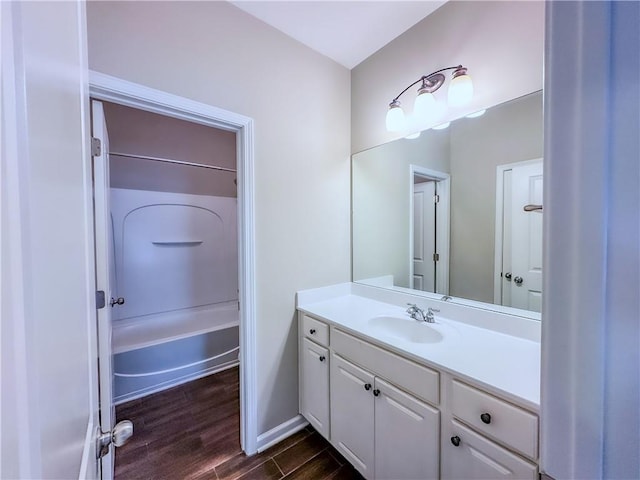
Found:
<box><xmin>494</xmin><ymin>159</ymin><xmax>543</xmax><ymax>312</ymax></box>
<box><xmin>409</xmin><ymin>165</ymin><xmax>450</xmax><ymax>295</ymax></box>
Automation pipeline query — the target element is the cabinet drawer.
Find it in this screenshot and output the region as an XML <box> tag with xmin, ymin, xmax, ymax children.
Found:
<box><xmin>302</xmin><ymin>314</ymin><xmax>329</xmax><ymax>346</ymax></box>
<box><xmin>331</xmin><ymin>328</ymin><xmax>439</xmax><ymax>405</ymax></box>
<box><xmin>443</xmin><ymin>419</ymin><xmax>538</xmax><ymax>480</ymax></box>
<box><xmin>450</xmin><ymin>379</ymin><xmax>538</xmax><ymax>459</ymax></box>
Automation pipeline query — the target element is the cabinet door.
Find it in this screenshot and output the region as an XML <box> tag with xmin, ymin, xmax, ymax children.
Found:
<box><xmin>331</xmin><ymin>353</ymin><xmax>375</xmax><ymax>479</ymax></box>
<box><xmin>442</xmin><ymin>419</ymin><xmax>537</xmax><ymax>480</ymax></box>
<box><xmin>374</xmin><ymin>378</ymin><xmax>439</xmax><ymax>480</ymax></box>
<box><xmin>300</xmin><ymin>338</ymin><xmax>330</xmax><ymax>437</ymax></box>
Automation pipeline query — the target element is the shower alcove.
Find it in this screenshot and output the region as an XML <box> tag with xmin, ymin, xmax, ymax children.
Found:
<box><xmin>102</xmin><ymin>101</ymin><xmax>240</xmax><ymax>404</ymax></box>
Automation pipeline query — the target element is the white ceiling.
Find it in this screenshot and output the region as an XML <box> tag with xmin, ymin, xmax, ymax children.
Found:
<box><xmin>231</xmin><ymin>1</ymin><xmax>448</xmax><ymax>69</ymax></box>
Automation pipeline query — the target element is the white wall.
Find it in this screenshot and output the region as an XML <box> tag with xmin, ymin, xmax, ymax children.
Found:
<box><xmin>1</xmin><ymin>1</ymin><xmax>98</xmax><ymax>478</ymax></box>
<box><xmin>541</xmin><ymin>2</ymin><xmax>640</xmax><ymax>478</ymax></box>
<box><xmin>86</xmin><ymin>1</ymin><xmax>351</xmax><ymax>435</ymax></box>
<box><xmin>351</xmin><ymin>0</ymin><xmax>544</xmax><ymax>153</ymax></box>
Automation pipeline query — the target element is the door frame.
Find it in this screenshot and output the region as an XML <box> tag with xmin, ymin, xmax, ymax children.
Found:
<box><xmin>408</xmin><ymin>165</ymin><xmax>450</xmax><ymax>295</ymax></box>
<box><xmin>88</xmin><ymin>71</ymin><xmax>259</xmax><ymax>455</ymax></box>
<box><xmin>493</xmin><ymin>158</ymin><xmax>543</xmax><ymax>305</ymax></box>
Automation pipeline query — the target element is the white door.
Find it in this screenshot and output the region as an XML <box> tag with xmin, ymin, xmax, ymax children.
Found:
<box><xmin>374</xmin><ymin>378</ymin><xmax>439</xmax><ymax>480</ymax></box>
<box><xmin>300</xmin><ymin>338</ymin><xmax>330</xmax><ymax>437</ymax></box>
<box><xmin>413</xmin><ymin>181</ymin><xmax>436</xmax><ymax>292</ymax></box>
<box><xmin>509</xmin><ymin>162</ymin><xmax>543</xmax><ymax>312</ymax></box>
<box><xmin>330</xmin><ymin>353</ymin><xmax>375</xmax><ymax>479</ymax></box>
<box><xmin>92</xmin><ymin>100</ymin><xmax>131</xmax><ymax>479</ymax></box>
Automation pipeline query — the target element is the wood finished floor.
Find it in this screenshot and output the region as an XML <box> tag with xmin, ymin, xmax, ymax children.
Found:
<box><xmin>115</xmin><ymin>367</ymin><xmax>364</xmax><ymax>480</ymax></box>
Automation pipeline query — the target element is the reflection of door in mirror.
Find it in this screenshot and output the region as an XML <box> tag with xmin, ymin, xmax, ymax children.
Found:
<box><xmin>410</xmin><ymin>166</ymin><xmax>450</xmax><ymax>295</ymax></box>
<box><xmin>495</xmin><ymin>159</ymin><xmax>543</xmax><ymax>312</ymax></box>
<box><xmin>413</xmin><ymin>180</ymin><xmax>436</xmax><ymax>291</ymax></box>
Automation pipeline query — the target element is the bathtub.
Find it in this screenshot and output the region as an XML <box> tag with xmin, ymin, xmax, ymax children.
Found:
<box><xmin>113</xmin><ymin>301</ymin><xmax>240</xmax><ymax>404</ymax></box>
<box><xmin>110</xmin><ymin>188</ymin><xmax>240</xmax><ymax>404</ymax></box>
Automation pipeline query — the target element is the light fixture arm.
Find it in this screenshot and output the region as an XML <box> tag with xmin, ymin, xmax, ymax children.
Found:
<box><xmin>390</xmin><ymin>65</ymin><xmax>464</xmax><ymax>103</ymax></box>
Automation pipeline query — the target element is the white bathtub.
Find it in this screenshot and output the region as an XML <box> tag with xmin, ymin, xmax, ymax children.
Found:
<box><xmin>109</xmin><ymin>188</ymin><xmax>240</xmax><ymax>404</ymax></box>
<box><xmin>113</xmin><ymin>301</ymin><xmax>240</xmax><ymax>404</ymax></box>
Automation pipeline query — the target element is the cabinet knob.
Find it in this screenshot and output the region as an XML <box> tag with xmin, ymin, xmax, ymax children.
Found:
<box><xmin>319</xmin><ymin>356</ymin><xmax>326</xmax><ymax>362</ymax></box>
<box><xmin>364</xmin><ymin>383</ymin><xmax>372</xmax><ymax>391</ymax></box>
<box><xmin>309</xmin><ymin>328</ymin><xmax>316</xmax><ymax>334</ymax></box>
<box><xmin>480</xmin><ymin>413</ymin><xmax>492</xmax><ymax>424</ymax></box>
<box><xmin>373</xmin><ymin>389</ymin><xmax>380</xmax><ymax>397</ymax></box>
<box><xmin>450</xmin><ymin>436</ymin><xmax>461</xmax><ymax>447</ymax></box>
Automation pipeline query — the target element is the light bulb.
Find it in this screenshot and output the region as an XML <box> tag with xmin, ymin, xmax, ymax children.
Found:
<box><xmin>413</xmin><ymin>91</ymin><xmax>436</xmax><ymax>122</ymax></box>
<box><xmin>385</xmin><ymin>100</ymin><xmax>406</xmax><ymax>132</ymax></box>
<box><xmin>448</xmin><ymin>68</ymin><xmax>473</xmax><ymax>107</ymax></box>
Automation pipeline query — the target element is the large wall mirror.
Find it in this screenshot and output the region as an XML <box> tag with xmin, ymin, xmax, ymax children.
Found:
<box><xmin>352</xmin><ymin>90</ymin><xmax>543</xmax><ymax>318</ymax></box>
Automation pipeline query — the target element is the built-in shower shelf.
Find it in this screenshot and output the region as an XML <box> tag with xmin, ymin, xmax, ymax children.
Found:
<box><xmin>112</xmin><ymin>301</ymin><xmax>239</xmax><ymax>354</ymax></box>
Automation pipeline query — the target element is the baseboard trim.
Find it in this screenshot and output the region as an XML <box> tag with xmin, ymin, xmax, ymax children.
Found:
<box><xmin>114</xmin><ymin>360</ymin><xmax>239</xmax><ymax>405</ymax></box>
<box><xmin>256</xmin><ymin>415</ymin><xmax>309</xmax><ymax>453</ymax></box>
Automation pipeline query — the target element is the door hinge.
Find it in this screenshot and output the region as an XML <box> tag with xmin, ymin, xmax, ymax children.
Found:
<box><xmin>96</xmin><ymin>290</ymin><xmax>106</xmax><ymax>309</ymax></box>
<box><xmin>434</xmin><ymin>194</ymin><xmax>440</xmax><ymax>203</ymax></box>
<box><xmin>433</xmin><ymin>253</ymin><xmax>440</xmax><ymax>262</ymax></box>
<box><xmin>91</xmin><ymin>137</ymin><xmax>102</xmax><ymax>157</ymax></box>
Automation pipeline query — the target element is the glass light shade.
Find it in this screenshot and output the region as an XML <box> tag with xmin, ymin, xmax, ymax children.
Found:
<box><xmin>448</xmin><ymin>73</ymin><xmax>474</xmax><ymax>107</ymax></box>
<box><xmin>405</xmin><ymin>132</ymin><xmax>421</xmax><ymax>140</ymax></box>
<box><xmin>413</xmin><ymin>91</ymin><xmax>436</xmax><ymax>121</ymax></box>
<box><xmin>385</xmin><ymin>104</ymin><xmax>406</xmax><ymax>132</ymax></box>
<box><xmin>466</xmin><ymin>109</ymin><xmax>486</xmax><ymax>118</ymax></box>
<box><xmin>432</xmin><ymin>122</ymin><xmax>451</xmax><ymax>130</ymax></box>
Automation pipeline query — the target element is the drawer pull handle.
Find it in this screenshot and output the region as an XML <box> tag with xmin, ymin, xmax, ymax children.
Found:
<box><xmin>309</xmin><ymin>329</ymin><xmax>316</xmax><ymax>334</ymax></box>
<box><xmin>480</xmin><ymin>413</ymin><xmax>492</xmax><ymax>424</ymax></box>
<box><xmin>373</xmin><ymin>389</ymin><xmax>381</xmax><ymax>397</ymax></box>
<box><xmin>450</xmin><ymin>436</ymin><xmax>461</xmax><ymax>447</ymax></box>
<box><xmin>319</xmin><ymin>356</ymin><xmax>326</xmax><ymax>362</ymax></box>
<box><xmin>364</xmin><ymin>383</ymin><xmax>372</xmax><ymax>391</ymax></box>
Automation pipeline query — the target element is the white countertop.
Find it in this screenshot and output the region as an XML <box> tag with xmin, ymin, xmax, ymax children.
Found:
<box><xmin>297</xmin><ymin>290</ymin><xmax>541</xmax><ymax>412</ymax></box>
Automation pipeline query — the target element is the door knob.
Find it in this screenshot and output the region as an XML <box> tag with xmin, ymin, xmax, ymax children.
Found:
<box><xmin>364</xmin><ymin>383</ymin><xmax>372</xmax><ymax>391</ymax></box>
<box><xmin>110</xmin><ymin>297</ymin><xmax>125</xmax><ymax>307</ymax></box>
<box><xmin>450</xmin><ymin>436</ymin><xmax>461</xmax><ymax>447</ymax></box>
<box><xmin>318</xmin><ymin>356</ymin><xmax>326</xmax><ymax>362</ymax></box>
<box><xmin>514</xmin><ymin>276</ymin><xmax>524</xmax><ymax>286</ymax></box>
<box><xmin>480</xmin><ymin>413</ymin><xmax>492</xmax><ymax>424</ymax></box>
<box><xmin>373</xmin><ymin>389</ymin><xmax>380</xmax><ymax>397</ymax></box>
<box><xmin>97</xmin><ymin>420</ymin><xmax>133</xmax><ymax>459</ymax></box>
<box><xmin>504</xmin><ymin>272</ymin><xmax>512</xmax><ymax>281</ymax></box>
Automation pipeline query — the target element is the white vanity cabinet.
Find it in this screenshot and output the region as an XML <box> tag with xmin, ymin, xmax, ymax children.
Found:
<box><xmin>298</xmin><ymin>314</ymin><xmax>330</xmax><ymax>437</ymax></box>
<box><xmin>442</xmin><ymin>378</ymin><xmax>539</xmax><ymax>480</ymax></box>
<box><xmin>329</xmin><ymin>329</ymin><xmax>440</xmax><ymax>480</ymax></box>
<box><xmin>297</xmin><ymin>310</ymin><xmax>539</xmax><ymax>480</ymax></box>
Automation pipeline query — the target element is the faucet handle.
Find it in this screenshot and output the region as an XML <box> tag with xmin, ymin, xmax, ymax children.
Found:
<box><xmin>428</xmin><ymin>307</ymin><xmax>440</xmax><ymax>314</ymax></box>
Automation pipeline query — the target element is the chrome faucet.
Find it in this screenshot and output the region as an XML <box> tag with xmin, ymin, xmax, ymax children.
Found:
<box><xmin>406</xmin><ymin>304</ymin><xmax>439</xmax><ymax>323</ymax></box>
<box><xmin>425</xmin><ymin>307</ymin><xmax>440</xmax><ymax>323</ymax></box>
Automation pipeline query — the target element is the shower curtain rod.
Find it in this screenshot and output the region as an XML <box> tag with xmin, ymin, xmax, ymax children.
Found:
<box><xmin>110</xmin><ymin>152</ymin><xmax>237</xmax><ymax>173</ymax></box>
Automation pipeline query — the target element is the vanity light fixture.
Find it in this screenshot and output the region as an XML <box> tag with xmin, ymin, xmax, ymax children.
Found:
<box><xmin>385</xmin><ymin>65</ymin><xmax>473</xmax><ymax>132</ymax></box>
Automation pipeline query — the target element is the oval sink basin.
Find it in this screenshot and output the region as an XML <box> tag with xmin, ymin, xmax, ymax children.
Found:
<box><xmin>368</xmin><ymin>315</ymin><xmax>443</xmax><ymax>344</ymax></box>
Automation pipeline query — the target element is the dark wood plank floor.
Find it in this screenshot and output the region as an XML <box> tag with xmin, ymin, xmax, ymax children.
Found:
<box><xmin>115</xmin><ymin>367</ymin><xmax>364</xmax><ymax>480</ymax></box>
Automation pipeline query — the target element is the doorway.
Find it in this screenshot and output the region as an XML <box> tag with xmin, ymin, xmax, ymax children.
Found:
<box><xmin>409</xmin><ymin>165</ymin><xmax>450</xmax><ymax>295</ymax></box>
<box><xmin>89</xmin><ymin>72</ymin><xmax>257</xmax><ymax>479</ymax></box>
<box><xmin>494</xmin><ymin>159</ymin><xmax>543</xmax><ymax>312</ymax></box>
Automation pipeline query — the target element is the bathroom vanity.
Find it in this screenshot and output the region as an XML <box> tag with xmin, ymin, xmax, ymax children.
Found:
<box><xmin>297</xmin><ymin>283</ymin><xmax>540</xmax><ymax>479</ymax></box>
